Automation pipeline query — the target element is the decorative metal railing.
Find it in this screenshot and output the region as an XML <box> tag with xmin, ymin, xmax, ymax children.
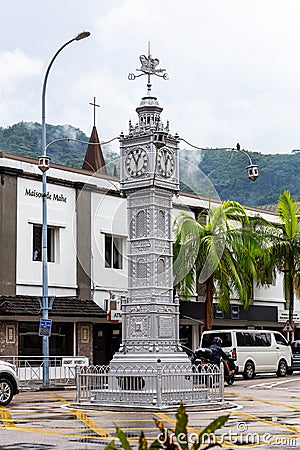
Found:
<box><xmin>1</xmin><ymin>356</ymin><xmax>89</xmax><ymax>386</ymax></box>
<box><xmin>76</xmin><ymin>362</ymin><xmax>224</xmax><ymax>409</ymax></box>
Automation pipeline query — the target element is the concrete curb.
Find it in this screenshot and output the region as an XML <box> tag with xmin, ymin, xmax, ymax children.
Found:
<box><xmin>69</xmin><ymin>401</ymin><xmax>238</xmax><ymax>413</ymax></box>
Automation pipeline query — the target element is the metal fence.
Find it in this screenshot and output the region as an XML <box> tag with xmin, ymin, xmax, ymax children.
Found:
<box><xmin>1</xmin><ymin>356</ymin><xmax>89</xmax><ymax>387</ymax></box>
<box><xmin>76</xmin><ymin>362</ymin><xmax>224</xmax><ymax>409</ymax></box>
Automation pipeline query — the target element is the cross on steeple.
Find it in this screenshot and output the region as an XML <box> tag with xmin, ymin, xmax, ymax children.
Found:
<box><xmin>89</xmin><ymin>96</ymin><xmax>100</xmax><ymax>127</ymax></box>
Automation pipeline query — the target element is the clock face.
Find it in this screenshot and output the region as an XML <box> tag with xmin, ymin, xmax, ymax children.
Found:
<box><xmin>157</xmin><ymin>147</ymin><xmax>175</xmax><ymax>178</ymax></box>
<box><xmin>125</xmin><ymin>148</ymin><xmax>148</xmax><ymax>177</ymax></box>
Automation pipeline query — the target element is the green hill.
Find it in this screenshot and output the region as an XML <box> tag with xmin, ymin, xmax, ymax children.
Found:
<box><xmin>0</xmin><ymin>122</ymin><xmax>119</xmax><ymax>173</ymax></box>
<box><xmin>0</xmin><ymin>122</ymin><xmax>299</xmax><ymax>207</ymax></box>
<box><xmin>199</xmin><ymin>148</ymin><xmax>300</xmax><ymax>206</ymax></box>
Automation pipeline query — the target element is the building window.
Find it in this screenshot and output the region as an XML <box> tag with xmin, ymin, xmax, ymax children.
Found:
<box><xmin>105</xmin><ymin>234</ymin><xmax>123</xmax><ymax>269</ymax></box>
<box><xmin>158</xmin><ymin>210</ymin><xmax>165</xmax><ymax>233</ymax></box>
<box><xmin>136</xmin><ymin>210</ymin><xmax>146</xmax><ymax>237</ymax></box>
<box><xmin>215</xmin><ymin>309</ymin><xmax>224</xmax><ymax>319</ymax></box>
<box><xmin>19</xmin><ymin>322</ymin><xmax>73</xmax><ymax>356</ymax></box>
<box><xmin>6</xmin><ymin>325</ymin><xmax>16</xmax><ymax>344</ymax></box>
<box><xmin>231</xmin><ymin>305</ymin><xmax>240</xmax><ymax>319</ymax></box>
<box><xmin>33</xmin><ymin>224</ymin><xmax>56</xmax><ymax>262</ymax></box>
<box><xmin>137</xmin><ymin>258</ymin><xmax>147</xmax><ymax>279</ymax></box>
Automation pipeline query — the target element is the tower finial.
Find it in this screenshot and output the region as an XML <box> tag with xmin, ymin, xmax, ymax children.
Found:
<box><xmin>128</xmin><ymin>43</ymin><xmax>168</xmax><ymax>94</ymax></box>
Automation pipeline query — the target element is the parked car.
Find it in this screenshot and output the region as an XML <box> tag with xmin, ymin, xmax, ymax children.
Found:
<box><xmin>199</xmin><ymin>329</ymin><xmax>293</xmax><ymax>379</ymax></box>
<box><xmin>0</xmin><ymin>360</ymin><xmax>19</xmax><ymax>406</ymax></box>
<box><xmin>291</xmin><ymin>340</ymin><xmax>300</xmax><ymax>371</ymax></box>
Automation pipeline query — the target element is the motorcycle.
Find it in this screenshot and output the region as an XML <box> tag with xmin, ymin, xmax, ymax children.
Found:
<box><xmin>194</xmin><ymin>347</ymin><xmax>236</xmax><ymax>385</ymax></box>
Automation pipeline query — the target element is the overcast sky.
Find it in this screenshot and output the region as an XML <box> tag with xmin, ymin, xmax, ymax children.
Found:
<box><xmin>1</xmin><ymin>0</ymin><xmax>300</xmax><ymax>155</ymax></box>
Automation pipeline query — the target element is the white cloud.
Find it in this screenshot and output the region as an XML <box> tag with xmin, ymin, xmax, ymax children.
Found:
<box><xmin>0</xmin><ymin>49</ymin><xmax>42</xmax><ymax>88</ymax></box>
<box><xmin>2</xmin><ymin>0</ymin><xmax>300</xmax><ymax>153</ymax></box>
<box><xmin>0</xmin><ymin>49</ymin><xmax>42</xmax><ymax>126</ymax></box>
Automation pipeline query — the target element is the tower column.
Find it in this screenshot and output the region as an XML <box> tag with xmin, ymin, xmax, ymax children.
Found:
<box><xmin>121</xmin><ymin>188</ymin><xmax>179</xmax><ymax>354</ymax></box>
<box><xmin>110</xmin><ymin>47</ymin><xmax>189</xmax><ymax>368</ymax></box>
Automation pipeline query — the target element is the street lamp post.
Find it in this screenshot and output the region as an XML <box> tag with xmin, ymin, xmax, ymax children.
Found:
<box><xmin>38</xmin><ymin>31</ymin><xmax>90</xmax><ymax>387</ymax></box>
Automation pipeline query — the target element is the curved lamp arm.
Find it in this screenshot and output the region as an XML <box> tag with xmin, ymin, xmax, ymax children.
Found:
<box><xmin>179</xmin><ymin>138</ymin><xmax>259</xmax><ymax>181</ymax></box>
<box><xmin>45</xmin><ymin>135</ymin><xmax>120</xmax><ymax>151</ymax></box>
<box><xmin>41</xmin><ymin>31</ymin><xmax>90</xmax><ymax>157</ymax></box>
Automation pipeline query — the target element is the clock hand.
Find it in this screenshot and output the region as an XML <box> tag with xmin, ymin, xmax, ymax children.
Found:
<box><xmin>161</xmin><ymin>150</ymin><xmax>167</xmax><ymax>170</ymax></box>
<box><xmin>131</xmin><ymin>151</ymin><xmax>141</xmax><ymax>169</ymax></box>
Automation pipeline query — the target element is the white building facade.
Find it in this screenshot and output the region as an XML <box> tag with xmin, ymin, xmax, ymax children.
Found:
<box><xmin>1</xmin><ymin>148</ymin><xmax>299</xmax><ymax>362</ymax></box>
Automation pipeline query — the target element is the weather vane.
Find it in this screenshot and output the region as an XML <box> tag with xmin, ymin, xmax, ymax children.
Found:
<box><xmin>128</xmin><ymin>42</ymin><xmax>168</xmax><ymax>93</ymax></box>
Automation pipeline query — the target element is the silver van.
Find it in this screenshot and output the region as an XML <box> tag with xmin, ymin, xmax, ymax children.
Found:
<box><xmin>199</xmin><ymin>329</ymin><xmax>292</xmax><ymax>379</ymax></box>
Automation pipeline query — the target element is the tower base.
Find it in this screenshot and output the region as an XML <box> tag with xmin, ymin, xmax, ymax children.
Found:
<box><xmin>89</xmin><ymin>350</ymin><xmax>212</xmax><ymax>408</ymax></box>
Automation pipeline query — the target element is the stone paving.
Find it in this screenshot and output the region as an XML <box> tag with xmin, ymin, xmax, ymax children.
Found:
<box><xmin>0</xmin><ymin>374</ymin><xmax>300</xmax><ymax>449</ymax></box>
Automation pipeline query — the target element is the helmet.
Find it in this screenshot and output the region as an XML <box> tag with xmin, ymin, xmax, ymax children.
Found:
<box><xmin>212</xmin><ymin>337</ymin><xmax>222</xmax><ymax>346</ymax></box>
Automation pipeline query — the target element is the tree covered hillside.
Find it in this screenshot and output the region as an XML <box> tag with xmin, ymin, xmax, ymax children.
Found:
<box><xmin>199</xmin><ymin>148</ymin><xmax>300</xmax><ymax>206</ymax></box>
<box><xmin>0</xmin><ymin>122</ymin><xmax>299</xmax><ymax>207</ymax></box>
<box><xmin>0</xmin><ymin>122</ymin><xmax>119</xmax><ymax>171</ymax></box>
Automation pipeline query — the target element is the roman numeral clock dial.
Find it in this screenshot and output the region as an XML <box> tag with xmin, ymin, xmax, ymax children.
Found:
<box><xmin>157</xmin><ymin>147</ymin><xmax>175</xmax><ymax>178</ymax></box>
<box><xmin>125</xmin><ymin>148</ymin><xmax>148</xmax><ymax>177</ymax></box>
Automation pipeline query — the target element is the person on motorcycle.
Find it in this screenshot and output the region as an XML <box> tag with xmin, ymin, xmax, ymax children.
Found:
<box><xmin>209</xmin><ymin>337</ymin><xmax>234</xmax><ymax>376</ymax></box>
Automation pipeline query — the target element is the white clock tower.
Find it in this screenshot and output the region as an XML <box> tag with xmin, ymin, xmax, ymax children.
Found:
<box><xmin>111</xmin><ymin>47</ymin><xmax>190</xmax><ymax>368</ymax></box>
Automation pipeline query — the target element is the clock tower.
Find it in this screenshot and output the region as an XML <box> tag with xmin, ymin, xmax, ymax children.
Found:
<box><xmin>111</xmin><ymin>47</ymin><xmax>190</xmax><ymax>369</ymax></box>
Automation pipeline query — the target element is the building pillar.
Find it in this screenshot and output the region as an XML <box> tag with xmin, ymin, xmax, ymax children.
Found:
<box><xmin>0</xmin><ymin>169</ymin><xmax>19</xmax><ymax>296</ymax></box>
<box><xmin>77</xmin><ymin>322</ymin><xmax>93</xmax><ymax>363</ymax></box>
<box><xmin>75</xmin><ymin>183</ymin><xmax>92</xmax><ymax>300</ymax></box>
<box><xmin>0</xmin><ymin>321</ymin><xmax>18</xmax><ymax>356</ymax></box>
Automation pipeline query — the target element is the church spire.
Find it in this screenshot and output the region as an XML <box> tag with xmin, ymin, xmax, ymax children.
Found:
<box><xmin>82</xmin><ymin>97</ymin><xmax>107</xmax><ymax>174</ymax></box>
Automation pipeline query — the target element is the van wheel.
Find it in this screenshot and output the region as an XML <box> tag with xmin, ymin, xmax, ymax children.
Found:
<box><xmin>243</xmin><ymin>361</ymin><xmax>255</xmax><ymax>379</ymax></box>
<box><xmin>277</xmin><ymin>359</ymin><xmax>287</xmax><ymax>377</ymax></box>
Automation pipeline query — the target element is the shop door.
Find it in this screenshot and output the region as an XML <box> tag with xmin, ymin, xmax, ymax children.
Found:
<box><xmin>93</xmin><ymin>324</ymin><xmax>121</xmax><ymax>365</ymax></box>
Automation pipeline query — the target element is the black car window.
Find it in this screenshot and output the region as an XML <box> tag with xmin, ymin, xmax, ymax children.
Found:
<box><xmin>274</xmin><ymin>333</ymin><xmax>288</xmax><ymax>346</ymax></box>
<box><xmin>254</xmin><ymin>332</ymin><xmax>271</xmax><ymax>347</ymax></box>
<box><xmin>236</xmin><ymin>332</ymin><xmax>255</xmax><ymax>346</ymax></box>
<box><xmin>291</xmin><ymin>341</ymin><xmax>300</xmax><ymax>354</ymax></box>
<box><xmin>201</xmin><ymin>332</ymin><xmax>232</xmax><ymax>348</ymax></box>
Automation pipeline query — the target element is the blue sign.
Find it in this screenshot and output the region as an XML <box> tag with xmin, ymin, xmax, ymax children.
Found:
<box><xmin>39</xmin><ymin>319</ymin><xmax>52</xmax><ymax>337</ymax></box>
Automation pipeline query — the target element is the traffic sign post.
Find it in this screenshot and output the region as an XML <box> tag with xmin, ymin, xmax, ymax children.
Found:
<box><xmin>281</xmin><ymin>320</ymin><xmax>294</xmax><ymax>333</ymax></box>
<box><xmin>39</xmin><ymin>318</ymin><xmax>52</xmax><ymax>337</ymax></box>
<box><xmin>281</xmin><ymin>320</ymin><xmax>295</xmax><ymax>342</ymax></box>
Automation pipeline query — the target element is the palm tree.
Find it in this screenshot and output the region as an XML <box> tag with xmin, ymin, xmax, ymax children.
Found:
<box><xmin>253</xmin><ymin>191</ymin><xmax>300</xmax><ymax>331</ymax></box>
<box><xmin>173</xmin><ymin>200</ymin><xmax>255</xmax><ymax>330</ymax></box>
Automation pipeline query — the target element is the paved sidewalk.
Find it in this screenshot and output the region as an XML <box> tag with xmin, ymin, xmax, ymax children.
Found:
<box><xmin>1</xmin><ymin>376</ymin><xmax>300</xmax><ymax>449</ymax></box>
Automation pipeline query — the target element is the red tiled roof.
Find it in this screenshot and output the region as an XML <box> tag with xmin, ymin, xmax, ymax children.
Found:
<box><xmin>0</xmin><ymin>296</ymin><xmax>106</xmax><ymax>318</ymax></box>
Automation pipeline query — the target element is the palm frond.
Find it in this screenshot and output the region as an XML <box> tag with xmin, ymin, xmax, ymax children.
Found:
<box><xmin>277</xmin><ymin>190</ymin><xmax>300</xmax><ymax>239</ymax></box>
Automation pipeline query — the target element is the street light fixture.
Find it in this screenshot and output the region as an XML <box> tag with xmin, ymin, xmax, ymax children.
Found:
<box><xmin>38</xmin><ymin>31</ymin><xmax>90</xmax><ymax>387</ymax></box>
<box><xmin>235</xmin><ymin>143</ymin><xmax>259</xmax><ymax>181</ymax></box>
<box><xmin>179</xmin><ymin>139</ymin><xmax>259</xmax><ymax>182</ymax></box>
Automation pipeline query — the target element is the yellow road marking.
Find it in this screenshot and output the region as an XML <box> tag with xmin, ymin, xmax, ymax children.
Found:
<box><xmin>230</xmin><ymin>392</ymin><xmax>300</xmax><ymax>412</ymax></box>
<box><xmin>0</xmin><ymin>407</ymin><xmax>16</xmax><ymax>428</ymax></box>
<box><xmin>233</xmin><ymin>409</ymin><xmax>299</xmax><ymax>433</ymax></box>
<box><xmin>53</xmin><ymin>395</ymin><xmax>111</xmax><ymax>438</ymax></box>
<box><xmin>1</xmin><ymin>399</ymin><xmax>155</xmax><ymax>445</ymax></box>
